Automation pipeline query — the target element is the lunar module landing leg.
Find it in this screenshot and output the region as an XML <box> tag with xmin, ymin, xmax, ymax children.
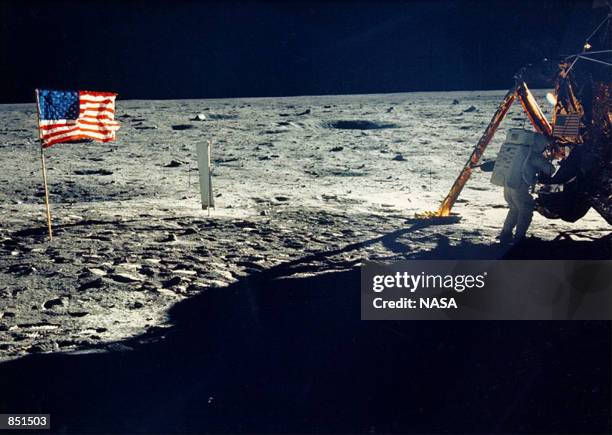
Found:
<box><xmin>416</xmin><ymin>81</ymin><xmax>551</xmax><ymax>219</ymax></box>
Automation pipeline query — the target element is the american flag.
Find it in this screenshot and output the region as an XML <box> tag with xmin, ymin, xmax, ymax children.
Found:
<box><xmin>36</xmin><ymin>89</ymin><xmax>120</xmax><ymax>148</ymax></box>
<box><xmin>553</xmin><ymin>113</ymin><xmax>581</xmax><ymax>138</ymax></box>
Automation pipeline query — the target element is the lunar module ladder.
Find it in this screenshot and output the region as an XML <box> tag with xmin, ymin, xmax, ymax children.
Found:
<box><xmin>417</xmin><ymin>80</ymin><xmax>552</xmax><ymax>219</ymax></box>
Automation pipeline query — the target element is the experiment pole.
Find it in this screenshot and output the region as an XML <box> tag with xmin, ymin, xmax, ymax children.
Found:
<box><xmin>197</xmin><ymin>140</ymin><xmax>214</xmax><ymax>213</ymax></box>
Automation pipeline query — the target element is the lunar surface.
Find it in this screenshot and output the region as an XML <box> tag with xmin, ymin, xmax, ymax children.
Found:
<box><xmin>0</xmin><ymin>90</ymin><xmax>609</xmax><ymax>361</ymax></box>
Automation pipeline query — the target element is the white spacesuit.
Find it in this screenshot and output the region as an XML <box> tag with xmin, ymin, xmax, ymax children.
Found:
<box><xmin>491</xmin><ymin>129</ymin><xmax>555</xmax><ymax>243</ymax></box>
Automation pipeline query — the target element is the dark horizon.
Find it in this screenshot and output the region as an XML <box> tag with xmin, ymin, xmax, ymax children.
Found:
<box><xmin>0</xmin><ymin>0</ymin><xmax>605</xmax><ymax>104</ymax></box>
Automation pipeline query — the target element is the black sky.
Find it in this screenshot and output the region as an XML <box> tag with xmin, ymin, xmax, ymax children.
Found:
<box><xmin>0</xmin><ymin>0</ymin><xmax>604</xmax><ymax>103</ymax></box>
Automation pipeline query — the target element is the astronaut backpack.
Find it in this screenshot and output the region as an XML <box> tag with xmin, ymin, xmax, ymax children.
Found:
<box><xmin>490</xmin><ymin>128</ymin><xmax>547</xmax><ymax>187</ymax></box>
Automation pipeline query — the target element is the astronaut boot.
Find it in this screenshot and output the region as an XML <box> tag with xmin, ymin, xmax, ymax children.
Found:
<box><xmin>497</xmin><ymin>231</ymin><xmax>514</xmax><ymax>244</ymax></box>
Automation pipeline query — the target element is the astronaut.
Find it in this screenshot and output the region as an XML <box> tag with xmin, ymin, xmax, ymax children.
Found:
<box><xmin>491</xmin><ymin>129</ymin><xmax>555</xmax><ymax>243</ymax></box>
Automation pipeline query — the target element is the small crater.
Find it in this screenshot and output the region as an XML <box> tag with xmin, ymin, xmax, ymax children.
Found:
<box><xmin>324</xmin><ymin>120</ymin><xmax>399</xmax><ymax>130</ymax></box>
<box><xmin>73</xmin><ymin>169</ymin><xmax>114</xmax><ymax>176</ymax></box>
<box><xmin>171</xmin><ymin>124</ymin><xmax>194</xmax><ymax>130</ymax></box>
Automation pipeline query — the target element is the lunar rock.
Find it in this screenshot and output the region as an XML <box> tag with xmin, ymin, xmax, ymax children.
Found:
<box><xmin>87</xmin><ymin>268</ymin><xmax>107</xmax><ymax>276</ymax></box>
<box><xmin>109</xmin><ymin>273</ymin><xmax>142</xmax><ymax>283</ymax></box>
<box><xmin>160</xmin><ymin>233</ymin><xmax>178</xmax><ymax>242</ymax></box>
<box><xmin>165</xmin><ymin>160</ymin><xmax>183</xmax><ymax>168</ymax></box>
<box><xmin>162</xmin><ymin>276</ymin><xmax>182</xmax><ymax>288</ymax></box>
<box><xmin>79</xmin><ymin>277</ymin><xmax>103</xmax><ymax>290</ymax></box>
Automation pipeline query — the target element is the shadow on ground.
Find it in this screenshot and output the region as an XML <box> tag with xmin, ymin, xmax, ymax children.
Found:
<box><xmin>0</xmin><ymin>224</ymin><xmax>610</xmax><ymax>433</ymax></box>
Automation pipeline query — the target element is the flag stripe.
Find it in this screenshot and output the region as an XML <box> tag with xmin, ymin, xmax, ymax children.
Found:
<box><xmin>80</xmin><ymin>104</ymin><xmax>115</xmax><ymax>112</ymax></box>
<box><xmin>79</xmin><ymin>119</ymin><xmax>119</xmax><ymax>128</ymax></box>
<box><xmin>44</xmin><ymin>133</ymin><xmax>116</xmax><ymax>147</ymax></box>
<box><xmin>39</xmin><ymin>120</ymin><xmax>78</xmax><ymax>128</ymax></box>
<box><xmin>42</xmin><ymin>128</ymin><xmax>115</xmax><ymax>141</ymax></box>
<box><xmin>41</xmin><ymin>123</ymin><xmax>119</xmax><ymax>140</ymax></box>
<box><xmin>42</xmin><ymin>128</ymin><xmax>81</xmax><ymax>142</ymax></box>
<box><xmin>40</xmin><ymin>120</ymin><xmax>117</xmax><ymax>130</ymax></box>
<box><xmin>80</xmin><ymin>110</ymin><xmax>115</xmax><ymax>117</ymax></box>
<box><xmin>79</xmin><ymin>98</ymin><xmax>115</xmax><ymax>104</ymax></box>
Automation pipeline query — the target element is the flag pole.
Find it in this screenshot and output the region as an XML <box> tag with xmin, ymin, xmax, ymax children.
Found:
<box><xmin>40</xmin><ymin>147</ymin><xmax>53</xmax><ymax>240</ymax></box>
<box><xmin>35</xmin><ymin>90</ymin><xmax>53</xmax><ymax>241</ymax></box>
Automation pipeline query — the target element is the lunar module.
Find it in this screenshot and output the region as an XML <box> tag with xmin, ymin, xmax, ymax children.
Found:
<box><xmin>421</xmin><ymin>4</ymin><xmax>612</xmax><ymax>225</ymax></box>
